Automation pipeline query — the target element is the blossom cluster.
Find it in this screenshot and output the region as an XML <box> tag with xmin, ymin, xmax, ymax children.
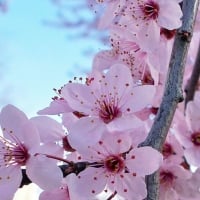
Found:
<box><xmin>0</xmin><ymin>0</ymin><xmax>200</xmax><ymax>200</ymax></box>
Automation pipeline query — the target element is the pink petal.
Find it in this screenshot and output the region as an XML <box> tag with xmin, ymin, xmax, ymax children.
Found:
<box><xmin>19</xmin><ymin>120</ymin><xmax>40</xmax><ymax>151</ymax></box>
<box><xmin>124</xmin><ymin>85</ymin><xmax>156</xmax><ymax>112</ymax></box>
<box><xmin>92</xmin><ymin>50</ymin><xmax>118</xmax><ymax>71</ymax></box>
<box><xmin>129</xmin><ymin>126</ymin><xmax>148</xmax><ymax>146</ymax></box>
<box><xmin>0</xmin><ymin>104</ymin><xmax>28</xmax><ymax>141</ymax></box>
<box><xmin>114</xmin><ymin>174</ymin><xmax>147</xmax><ymax>200</ymax></box>
<box><xmin>37</xmin><ymin>143</ymin><xmax>64</xmax><ymax>157</ymax></box>
<box><xmin>158</xmin><ymin>1</ymin><xmax>182</xmax><ymax>30</ymax></box>
<box><xmin>107</xmin><ymin>115</ymin><xmax>142</xmax><ymax>132</ymax></box>
<box><xmin>137</xmin><ymin>21</ymin><xmax>160</xmax><ymax>52</ymax></box>
<box><xmin>184</xmin><ymin>147</ymin><xmax>200</xmax><ymax>167</ymax></box>
<box><xmin>98</xmin><ymin>1</ymin><xmax>119</xmax><ymax>29</ymax></box>
<box><xmin>104</xmin><ymin>64</ymin><xmax>133</xmax><ymax>100</ymax></box>
<box><xmin>38</xmin><ymin>99</ymin><xmax>72</xmax><ymax>115</ymax></box>
<box><xmin>67</xmin><ymin>168</ymin><xmax>106</xmax><ymax>197</ymax></box>
<box><xmin>0</xmin><ymin>166</ymin><xmax>22</xmax><ymax>200</ymax></box>
<box><xmin>61</xmin><ymin>83</ymin><xmax>95</xmax><ymax>115</ymax></box>
<box><xmin>39</xmin><ymin>186</ymin><xmax>70</xmax><ymax>200</ymax></box>
<box><xmin>30</xmin><ymin>116</ymin><xmax>64</xmax><ymax>142</ymax></box>
<box><xmin>62</xmin><ymin>113</ymin><xmax>78</xmax><ymax>128</ymax></box>
<box><xmin>127</xmin><ymin>146</ymin><xmax>163</xmax><ymax>177</ymax></box>
<box><xmin>67</xmin><ymin>117</ymin><xmax>106</xmax><ymax>151</ymax></box>
<box><xmin>26</xmin><ymin>155</ymin><xmax>63</xmax><ymax>190</ymax></box>
<box><xmin>100</xmin><ymin>132</ymin><xmax>132</xmax><ymax>155</ymax></box>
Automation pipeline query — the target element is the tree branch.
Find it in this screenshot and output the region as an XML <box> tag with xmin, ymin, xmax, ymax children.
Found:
<box><xmin>185</xmin><ymin>42</ymin><xmax>200</xmax><ymax>106</ymax></box>
<box><xmin>140</xmin><ymin>0</ymin><xmax>200</xmax><ymax>199</ymax></box>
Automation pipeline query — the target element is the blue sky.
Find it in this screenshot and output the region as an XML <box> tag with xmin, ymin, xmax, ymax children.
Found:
<box><xmin>0</xmin><ymin>0</ymin><xmax>104</xmax><ymax>117</ymax></box>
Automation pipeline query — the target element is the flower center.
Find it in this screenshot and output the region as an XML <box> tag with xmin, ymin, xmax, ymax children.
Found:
<box><xmin>191</xmin><ymin>132</ymin><xmax>200</xmax><ymax>146</ymax></box>
<box><xmin>160</xmin><ymin>171</ymin><xmax>175</xmax><ymax>185</ymax></box>
<box><xmin>162</xmin><ymin>143</ymin><xmax>175</xmax><ymax>158</ymax></box>
<box><xmin>104</xmin><ymin>155</ymin><xmax>125</xmax><ymax>174</ymax></box>
<box><xmin>141</xmin><ymin>1</ymin><xmax>159</xmax><ymax>20</ymax></box>
<box><xmin>98</xmin><ymin>99</ymin><xmax>121</xmax><ymax>124</ymax></box>
<box><xmin>0</xmin><ymin>137</ymin><xmax>29</xmax><ymax>166</ymax></box>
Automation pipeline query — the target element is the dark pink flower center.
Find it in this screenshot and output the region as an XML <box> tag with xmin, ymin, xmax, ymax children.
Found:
<box><xmin>160</xmin><ymin>170</ymin><xmax>175</xmax><ymax>185</ymax></box>
<box><xmin>162</xmin><ymin>143</ymin><xmax>175</xmax><ymax>158</ymax></box>
<box><xmin>191</xmin><ymin>132</ymin><xmax>200</xmax><ymax>146</ymax></box>
<box><xmin>141</xmin><ymin>1</ymin><xmax>159</xmax><ymax>20</ymax></box>
<box><xmin>98</xmin><ymin>99</ymin><xmax>121</xmax><ymax>124</ymax></box>
<box><xmin>1</xmin><ymin>140</ymin><xmax>29</xmax><ymax>166</ymax></box>
<box><xmin>105</xmin><ymin>155</ymin><xmax>125</xmax><ymax>173</ymax></box>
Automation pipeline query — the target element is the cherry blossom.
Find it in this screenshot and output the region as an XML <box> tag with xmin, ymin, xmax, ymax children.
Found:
<box><xmin>0</xmin><ymin>105</ymin><xmax>63</xmax><ymax>199</ymax></box>
<box><xmin>67</xmin><ymin>132</ymin><xmax>163</xmax><ymax>199</ymax></box>
<box><xmin>112</xmin><ymin>0</ymin><xmax>183</xmax><ymax>52</ymax></box>
<box><xmin>123</xmin><ymin>0</ymin><xmax>182</xmax><ymax>31</ymax></box>
<box><xmin>159</xmin><ymin>163</ymin><xmax>192</xmax><ymax>200</ymax></box>
<box><xmin>61</xmin><ymin>64</ymin><xmax>156</xmax><ymax>149</ymax></box>
<box><xmin>174</xmin><ymin>103</ymin><xmax>200</xmax><ymax>167</ymax></box>
<box><xmin>161</xmin><ymin>133</ymin><xmax>184</xmax><ymax>165</ymax></box>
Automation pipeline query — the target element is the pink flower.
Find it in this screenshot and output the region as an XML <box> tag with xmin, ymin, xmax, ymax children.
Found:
<box><xmin>0</xmin><ymin>105</ymin><xmax>63</xmax><ymax>199</ymax></box>
<box><xmin>162</xmin><ymin>133</ymin><xmax>184</xmax><ymax>165</ymax></box>
<box><xmin>174</xmin><ymin>100</ymin><xmax>200</xmax><ymax>167</ymax></box>
<box><xmin>67</xmin><ymin>132</ymin><xmax>163</xmax><ymax>199</ymax></box>
<box><xmin>116</xmin><ymin>0</ymin><xmax>182</xmax><ymax>52</ymax></box>
<box><xmin>159</xmin><ymin>163</ymin><xmax>192</xmax><ymax>200</ymax></box>
<box><xmin>124</xmin><ymin>0</ymin><xmax>182</xmax><ymax>30</ymax></box>
<box><xmin>61</xmin><ymin>64</ymin><xmax>156</xmax><ymax>149</ymax></box>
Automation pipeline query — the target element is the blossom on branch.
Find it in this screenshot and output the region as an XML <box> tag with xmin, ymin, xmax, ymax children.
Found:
<box><xmin>61</xmin><ymin>64</ymin><xmax>156</xmax><ymax>149</ymax></box>
<box><xmin>67</xmin><ymin>132</ymin><xmax>163</xmax><ymax>200</ymax></box>
<box><xmin>0</xmin><ymin>105</ymin><xmax>63</xmax><ymax>199</ymax></box>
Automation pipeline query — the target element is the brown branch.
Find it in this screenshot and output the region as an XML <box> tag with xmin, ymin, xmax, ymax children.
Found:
<box><xmin>185</xmin><ymin>42</ymin><xmax>200</xmax><ymax>107</ymax></box>
<box><xmin>139</xmin><ymin>0</ymin><xmax>200</xmax><ymax>199</ymax></box>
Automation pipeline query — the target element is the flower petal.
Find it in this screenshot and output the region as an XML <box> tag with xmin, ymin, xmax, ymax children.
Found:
<box><xmin>127</xmin><ymin>146</ymin><xmax>163</xmax><ymax>176</ymax></box>
<box><xmin>30</xmin><ymin>116</ymin><xmax>64</xmax><ymax>142</ymax></box>
<box><xmin>61</xmin><ymin>83</ymin><xmax>95</xmax><ymax>115</ymax></box>
<box><xmin>26</xmin><ymin>155</ymin><xmax>63</xmax><ymax>190</ymax></box>
<box><xmin>67</xmin><ymin>117</ymin><xmax>106</xmax><ymax>151</ymax></box>
<box><xmin>125</xmin><ymin>85</ymin><xmax>156</xmax><ymax>112</ymax></box>
<box><xmin>0</xmin><ymin>104</ymin><xmax>28</xmax><ymax>141</ymax></box>
<box><xmin>0</xmin><ymin>166</ymin><xmax>22</xmax><ymax>200</ymax></box>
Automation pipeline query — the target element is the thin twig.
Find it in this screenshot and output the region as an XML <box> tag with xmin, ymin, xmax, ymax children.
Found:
<box><xmin>140</xmin><ymin>0</ymin><xmax>200</xmax><ymax>199</ymax></box>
